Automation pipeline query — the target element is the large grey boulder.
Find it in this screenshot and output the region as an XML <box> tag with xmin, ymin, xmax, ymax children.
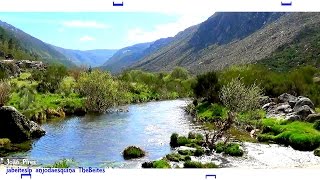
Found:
<box><xmin>295</xmin><ymin>105</ymin><xmax>315</xmax><ymax>120</ymax></box>
<box><xmin>294</xmin><ymin>96</ymin><xmax>315</xmax><ymax>111</ymax></box>
<box><xmin>278</xmin><ymin>93</ymin><xmax>297</xmax><ymax>104</ymax></box>
<box><xmin>306</xmin><ymin>114</ymin><xmax>320</xmax><ymax>123</ymax></box>
<box><xmin>0</xmin><ymin>106</ymin><xmax>45</xmax><ymax>143</ymax></box>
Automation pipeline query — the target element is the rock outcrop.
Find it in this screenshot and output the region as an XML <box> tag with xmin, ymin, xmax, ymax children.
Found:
<box><xmin>262</xmin><ymin>93</ymin><xmax>317</xmax><ymax>121</ymax></box>
<box><xmin>0</xmin><ymin>106</ymin><xmax>45</xmax><ymax>143</ymax></box>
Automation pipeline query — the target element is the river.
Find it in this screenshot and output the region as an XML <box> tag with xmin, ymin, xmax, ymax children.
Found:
<box><xmin>10</xmin><ymin>99</ymin><xmax>320</xmax><ymax>168</ymax></box>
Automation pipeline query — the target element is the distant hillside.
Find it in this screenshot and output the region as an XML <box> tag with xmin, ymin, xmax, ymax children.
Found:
<box><xmin>131</xmin><ymin>12</ymin><xmax>288</xmax><ymax>73</ymax></box>
<box><xmin>100</xmin><ymin>42</ymin><xmax>158</xmax><ymax>74</ymax></box>
<box><xmin>0</xmin><ymin>20</ymin><xmax>75</xmax><ymax>67</ymax></box>
<box><xmin>52</xmin><ymin>46</ymin><xmax>117</xmax><ymax>67</ymax></box>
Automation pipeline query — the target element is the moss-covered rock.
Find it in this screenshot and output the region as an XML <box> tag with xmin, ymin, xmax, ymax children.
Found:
<box><xmin>314</xmin><ymin>148</ymin><xmax>320</xmax><ymax>157</ymax></box>
<box><xmin>183</xmin><ymin>161</ymin><xmax>218</xmax><ymax>168</ymax></box>
<box><xmin>142</xmin><ymin>159</ymin><xmax>171</xmax><ymax>168</ymax></box>
<box><xmin>123</xmin><ymin>146</ymin><xmax>146</xmax><ymax>160</ymax></box>
<box><xmin>170</xmin><ymin>133</ymin><xmax>179</xmax><ymax>147</ymax></box>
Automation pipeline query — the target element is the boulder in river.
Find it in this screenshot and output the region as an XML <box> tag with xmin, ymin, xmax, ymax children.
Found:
<box><xmin>306</xmin><ymin>114</ymin><xmax>320</xmax><ymax>123</ymax></box>
<box><xmin>293</xmin><ymin>96</ymin><xmax>315</xmax><ymax>111</ymax></box>
<box><xmin>0</xmin><ymin>106</ymin><xmax>45</xmax><ymax>143</ymax></box>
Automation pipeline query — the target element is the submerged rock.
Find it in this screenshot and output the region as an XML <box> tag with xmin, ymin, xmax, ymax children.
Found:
<box><xmin>0</xmin><ymin>106</ymin><xmax>46</xmax><ymax>143</ymax></box>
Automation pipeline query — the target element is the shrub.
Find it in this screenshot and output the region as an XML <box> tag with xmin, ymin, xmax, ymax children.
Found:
<box><xmin>170</xmin><ymin>133</ymin><xmax>179</xmax><ymax>147</ymax></box>
<box><xmin>0</xmin><ymin>80</ymin><xmax>11</xmax><ymax>106</ymax></box>
<box><xmin>224</xmin><ymin>143</ymin><xmax>244</xmax><ymax>156</ymax></box>
<box><xmin>193</xmin><ymin>71</ymin><xmax>220</xmax><ymax>102</ymax></box>
<box><xmin>152</xmin><ymin>159</ymin><xmax>171</xmax><ymax>168</ymax></box>
<box><xmin>214</xmin><ymin>142</ymin><xmax>225</xmax><ymax>153</ymax></box>
<box><xmin>77</xmin><ymin>70</ymin><xmax>127</xmax><ymax>113</ymax></box>
<box><xmin>220</xmin><ymin>78</ymin><xmax>263</xmax><ymax>113</ymax></box>
<box><xmin>194</xmin><ymin>148</ymin><xmax>205</xmax><ymax>157</ymax></box>
<box><xmin>170</xmin><ymin>67</ymin><xmax>189</xmax><ymax>80</ymax></box>
<box><xmin>165</xmin><ymin>153</ymin><xmax>189</xmax><ymax>162</ymax></box>
<box><xmin>177</xmin><ymin>136</ymin><xmax>191</xmax><ymax>146</ymax></box>
<box><xmin>36</xmin><ymin>64</ymin><xmax>68</xmax><ymax>93</ymax></box>
<box><xmin>183</xmin><ymin>161</ymin><xmax>218</xmax><ymax>168</ymax></box>
<box><xmin>123</xmin><ymin>146</ymin><xmax>146</xmax><ymax>160</ymax></box>
<box><xmin>178</xmin><ymin>150</ymin><xmax>193</xmax><ymax>156</ymax></box>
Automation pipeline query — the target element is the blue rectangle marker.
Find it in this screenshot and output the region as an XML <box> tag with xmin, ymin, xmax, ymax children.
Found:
<box><xmin>281</xmin><ymin>1</ymin><xmax>292</xmax><ymax>6</ymax></box>
<box><xmin>113</xmin><ymin>1</ymin><xmax>124</xmax><ymax>6</ymax></box>
<box><xmin>206</xmin><ymin>174</ymin><xmax>217</xmax><ymax>179</ymax></box>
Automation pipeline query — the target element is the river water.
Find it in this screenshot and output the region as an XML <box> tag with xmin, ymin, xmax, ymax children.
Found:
<box><xmin>11</xmin><ymin>99</ymin><xmax>320</xmax><ymax>168</ymax></box>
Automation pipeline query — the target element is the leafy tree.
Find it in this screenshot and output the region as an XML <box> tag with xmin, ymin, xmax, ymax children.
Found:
<box><xmin>219</xmin><ymin>78</ymin><xmax>263</xmax><ymax>113</ymax></box>
<box><xmin>36</xmin><ymin>64</ymin><xmax>67</xmax><ymax>93</ymax></box>
<box><xmin>77</xmin><ymin>70</ymin><xmax>127</xmax><ymax>113</ymax></box>
<box><xmin>193</xmin><ymin>71</ymin><xmax>220</xmax><ymax>102</ymax></box>
<box><xmin>170</xmin><ymin>67</ymin><xmax>189</xmax><ymax>80</ymax></box>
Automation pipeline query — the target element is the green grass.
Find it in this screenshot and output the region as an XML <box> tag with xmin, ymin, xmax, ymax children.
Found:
<box><xmin>165</xmin><ymin>153</ymin><xmax>190</xmax><ymax>162</ymax></box>
<box><xmin>258</xmin><ymin>118</ymin><xmax>320</xmax><ymax>151</ymax></box>
<box><xmin>214</xmin><ymin>142</ymin><xmax>244</xmax><ymax>156</ymax></box>
<box><xmin>195</xmin><ymin>102</ymin><xmax>228</xmax><ymax>121</ymax></box>
<box><xmin>183</xmin><ymin>161</ymin><xmax>218</xmax><ymax>168</ymax></box>
<box><xmin>141</xmin><ymin>159</ymin><xmax>171</xmax><ymax>168</ymax></box>
<box><xmin>123</xmin><ymin>146</ymin><xmax>146</xmax><ymax>160</ymax></box>
<box><xmin>45</xmin><ymin>159</ymin><xmax>76</xmax><ymax>168</ymax></box>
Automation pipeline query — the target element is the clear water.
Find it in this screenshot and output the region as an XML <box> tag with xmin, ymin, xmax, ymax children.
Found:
<box><xmin>10</xmin><ymin>99</ymin><xmax>320</xmax><ymax>168</ymax></box>
<box><xmin>20</xmin><ymin>99</ymin><xmax>199</xmax><ymax>168</ymax></box>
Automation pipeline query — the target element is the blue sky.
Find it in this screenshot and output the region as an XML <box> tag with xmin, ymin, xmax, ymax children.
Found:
<box><xmin>0</xmin><ymin>12</ymin><xmax>213</xmax><ymax>50</ymax></box>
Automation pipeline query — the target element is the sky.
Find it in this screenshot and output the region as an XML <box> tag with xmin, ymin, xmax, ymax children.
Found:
<box><xmin>0</xmin><ymin>12</ymin><xmax>214</xmax><ymax>50</ymax></box>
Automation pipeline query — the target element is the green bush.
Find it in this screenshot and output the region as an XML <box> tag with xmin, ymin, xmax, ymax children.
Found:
<box><xmin>194</xmin><ymin>148</ymin><xmax>205</xmax><ymax>157</ymax></box>
<box><xmin>165</xmin><ymin>153</ymin><xmax>190</xmax><ymax>162</ymax></box>
<box><xmin>214</xmin><ymin>142</ymin><xmax>225</xmax><ymax>153</ymax></box>
<box><xmin>123</xmin><ymin>146</ymin><xmax>146</xmax><ymax>160</ymax></box>
<box><xmin>170</xmin><ymin>133</ymin><xmax>179</xmax><ymax>147</ymax></box>
<box><xmin>177</xmin><ymin>136</ymin><xmax>192</xmax><ymax>146</ymax></box>
<box><xmin>178</xmin><ymin>150</ymin><xmax>193</xmax><ymax>156</ymax></box>
<box><xmin>36</xmin><ymin>64</ymin><xmax>67</xmax><ymax>93</ymax></box>
<box><xmin>152</xmin><ymin>159</ymin><xmax>171</xmax><ymax>168</ymax></box>
<box><xmin>0</xmin><ymin>80</ymin><xmax>11</xmax><ymax>105</ymax></box>
<box><xmin>224</xmin><ymin>143</ymin><xmax>244</xmax><ymax>156</ymax></box>
<box><xmin>0</xmin><ymin>138</ymin><xmax>11</xmax><ymax>147</ymax></box>
<box><xmin>183</xmin><ymin>161</ymin><xmax>218</xmax><ymax>168</ymax></box>
<box><xmin>193</xmin><ymin>71</ymin><xmax>220</xmax><ymax>103</ymax></box>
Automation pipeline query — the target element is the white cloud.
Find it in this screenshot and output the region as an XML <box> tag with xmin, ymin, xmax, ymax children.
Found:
<box><xmin>62</xmin><ymin>20</ymin><xmax>109</xmax><ymax>29</ymax></box>
<box><xmin>79</xmin><ymin>36</ymin><xmax>95</xmax><ymax>41</ymax></box>
<box><xmin>126</xmin><ymin>11</ymin><xmax>214</xmax><ymax>44</ymax></box>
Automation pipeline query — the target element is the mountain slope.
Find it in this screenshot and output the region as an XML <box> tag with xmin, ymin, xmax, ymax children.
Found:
<box><xmin>0</xmin><ymin>20</ymin><xmax>75</xmax><ymax>67</ymax></box>
<box><xmin>52</xmin><ymin>46</ymin><xmax>117</xmax><ymax>67</ymax></box>
<box><xmin>131</xmin><ymin>12</ymin><xmax>288</xmax><ymax>73</ymax></box>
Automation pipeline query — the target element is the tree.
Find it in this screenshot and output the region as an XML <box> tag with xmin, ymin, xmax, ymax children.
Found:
<box><xmin>77</xmin><ymin>70</ymin><xmax>127</xmax><ymax>113</ymax></box>
<box><xmin>170</xmin><ymin>67</ymin><xmax>189</xmax><ymax>80</ymax></box>
<box><xmin>219</xmin><ymin>78</ymin><xmax>263</xmax><ymax>113</ymax></box>
<box><xmin>193</xmin><ymin>71</ymin><xmax>220</xmax><ymax>102</ymax></box>
<box><xmin>36</xmin><ymin>64</ymin><xmax>67</xmax><ymax>93</ymax></box>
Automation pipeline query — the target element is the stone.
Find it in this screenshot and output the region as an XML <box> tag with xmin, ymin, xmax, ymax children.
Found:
<box><xmin>306</xmin><ymin>113</ymin><xmax>320</xmax><ymax>123</ymax></box>
<box><xmin>295</xmin><ymin>105</ymin><xmax>315</xmax><ymax>120</ymax></box>
<box><xmin>259</xmin><ymin>96</ymin><xmax>271</xmax><ymax>106</ymax></box>
<box><xmin>275</xmin><ymin>104</ymin><xmax>291</xmax><ymax>113</ymax></box>
<box><xmin>285</xmin><ymin>113</ymin><xmax>301</xmax><ymax>121</ymax></box>
<box><xmin>294</xmin><ymin>96</ymin><xmax>315</xmax><ymax>111</ymax></box>
<box><xmin>278</xmin><ymin>93</ymin><xmax>297</xmax><ymax>104</ymax></box>
<box><xmin>262</xmin><ymin>102</ymin><xmax>276</xmax><ymax>111</ymax></box>
<box><xmin>0</xmin><ymin>106</ymin><xmax>45</xmax><ymax>143</ymax></box>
